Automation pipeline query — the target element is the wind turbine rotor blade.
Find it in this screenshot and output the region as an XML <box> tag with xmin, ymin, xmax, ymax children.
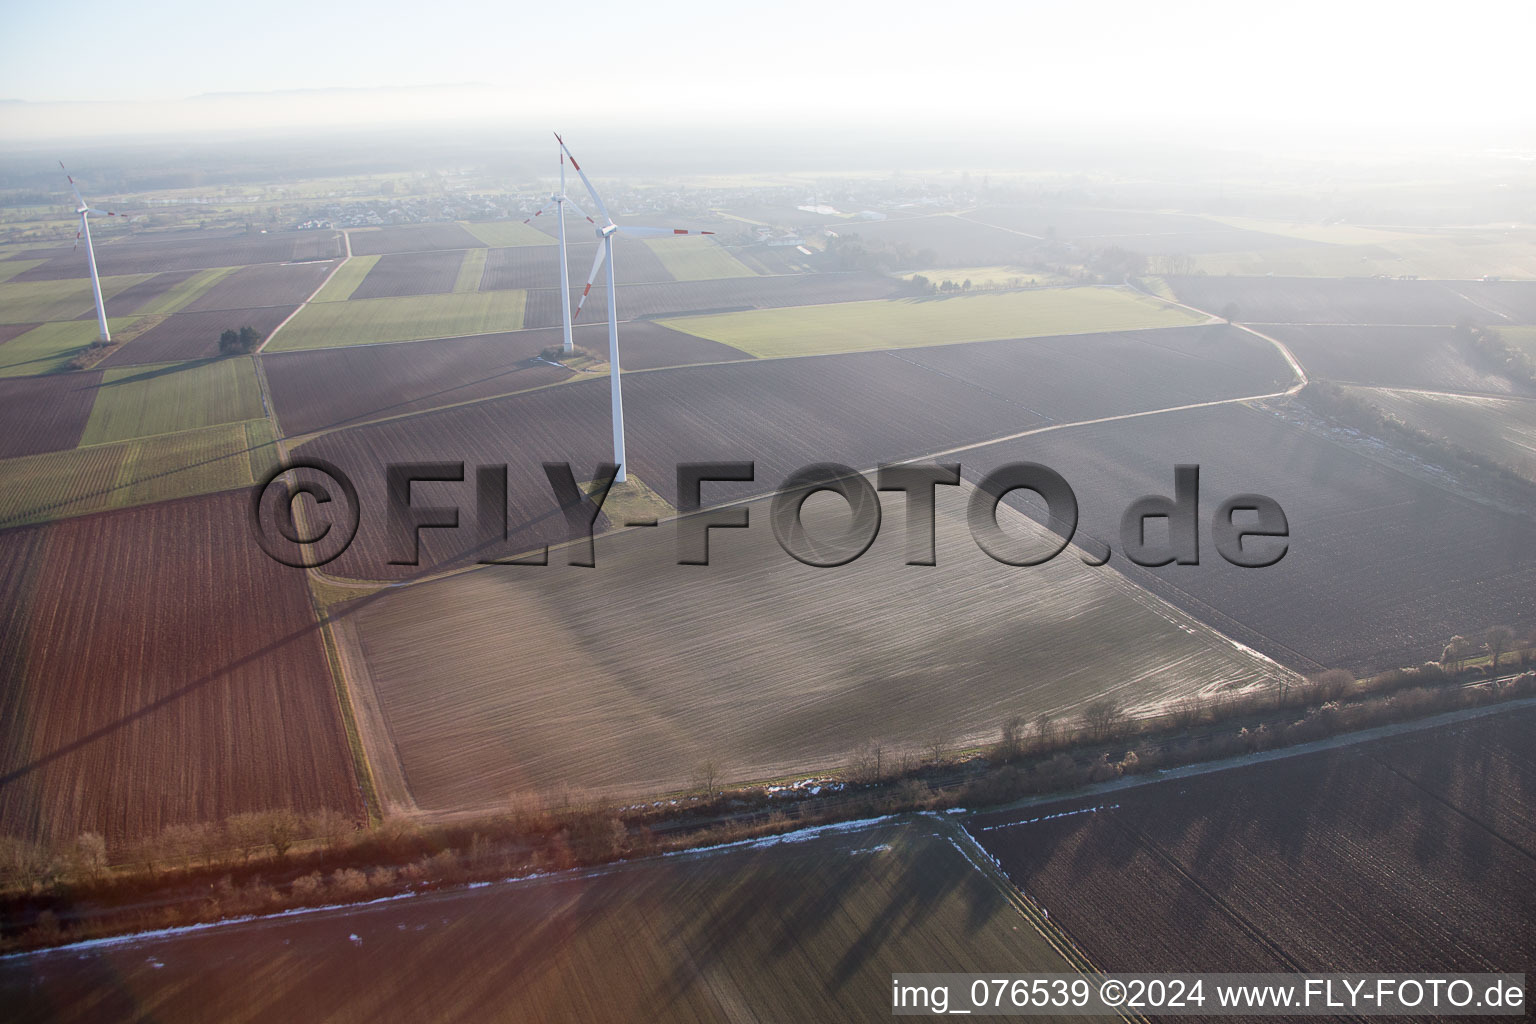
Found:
<box><xmin>572</xmin><ymin>242</ymin><xmax>609</xmax><ymax>320</ymax></box>
<box><xmin>562</xmin><ymin>195</ymin><xmax>596</xmax><ymax>225</ymax></box>
<box><xmin>616</xmin><ymin>226</ymin><xmax>716</xmax><ymax>238</ymax></box>
<box><xmin>521</xmin><ymin>201</ymin><xmax>557</xmax><ymax>224</ymax></box>
<box><xmin>85</xmin><ymin>207</ymin><xmax>121</xmax><ymax>217</ymax></box>
<box><xmin>552</xmin><ymin>132</ymin><xmax>612</xmax><ymax>224</ymax></box>
<box><xmin>60</xmin><ymin>161</ymin><xmax>86</xmax><ymax>210</ymax></box>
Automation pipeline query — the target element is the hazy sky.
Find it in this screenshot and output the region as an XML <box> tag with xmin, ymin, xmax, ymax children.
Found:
<box><xmin>4</xmin><ymin>0</ymin><xmax>1533</xmax><ymax>141</ymax></box>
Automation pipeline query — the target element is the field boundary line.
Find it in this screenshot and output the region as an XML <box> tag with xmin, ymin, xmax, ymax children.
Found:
<box><xmin>257</xmin><ymin>229</ymin><xmax>350</xmax><ymax>353</ymax></box>
<box><xmin>309</xmin><ymin>595</ymin><xmax>383</xmax><ymax>826</ymax></box>
<box><xmin>1344</xmin><ymin>382</ymin><xmax>1536</xmax><ymax>403</ymax></box>
<box><xmin>943</xmin><ymin>817</ymin><xmax>1150</xmax><ymax>1024</ymax></box>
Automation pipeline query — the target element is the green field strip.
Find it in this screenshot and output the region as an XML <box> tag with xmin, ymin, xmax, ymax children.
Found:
<box><xmin>133</xmin><ymin>266</ymin><xmax>240</xmax><ymax>316</ymax></box>
<box><xmin>0</xmin><ymin>259</ymin><xmax>47</xmax><ymax>283</ymax></box>
<box><xmin>0</xmin><ymin>318</ymin><xmax>136</xmax><ymax>378</ymax></box>
<box><xmin>464</xmin><ymin>220</ymin><xmax>556</xmax><ymax>247</ymax></box>
<box><xmin>79</xmin><ymin>357</ymin><xmax>266</xmax><ymax>445</ymax></box>
<box><xmin>0</xmin><ymin>418</ymin><xmax>269</xmax><ymax>527</ymax></box>
<box><xmin>658</xmin><ymin>287</ymin><xmax>1205</xmax><ymax>359</ymax></box>
<box><xmin>642</xmin><ymin>237</ymin><xmax>758</xmax><ymax>281</ymax></box>
<box><xmin>244</xmin><ymin>417</ymin><xmax>280</xmax><ymax>481</ymax></box>
<box><xmin>453</xmin><ymin>248</ymin><xmax>486</xmax><ymax>293</ymax></box>
<box><xmin>312</xmin><ymin>254</ymin><xmax>380</xmax><ymax>302</ymax></box>
<box><xmin>0</xmin><ymin>272</ymin><xmax>154</xmax><ymax>324</ymax></box>
<box><xmin>266</xmin><ymin>289</ymin><xmax>527</xmax><ymax>351</ymax></box>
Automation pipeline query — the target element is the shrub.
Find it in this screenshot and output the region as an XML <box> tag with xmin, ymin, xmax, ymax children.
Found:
<box><xmin>289</xmin><ymin>872</ymin><xmax>324</xmax><ymax>901</ymax></box>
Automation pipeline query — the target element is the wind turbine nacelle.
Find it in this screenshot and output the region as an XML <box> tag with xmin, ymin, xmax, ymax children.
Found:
<box><xmin>598</xmin><ymin>222</ymin><xmax>619</xmax><ymax>239</ymax></box>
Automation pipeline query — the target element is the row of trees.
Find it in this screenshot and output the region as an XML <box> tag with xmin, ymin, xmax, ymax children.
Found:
<box><xmin>1442</xmin><ymin>625</ymin><xmax>1528</xmax><ymax>673</ymax></box>
<box><xmin>0</xmin><ymin>808</ymin><xmax>355</xmax><ymax>894</ymax></box>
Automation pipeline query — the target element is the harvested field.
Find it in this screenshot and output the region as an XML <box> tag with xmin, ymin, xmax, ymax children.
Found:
<box><xmin>0</xmin><ymin>273</ymin><xmax>151</xmax><ymax>324</ymax></box>
<box><xmin>892</xmin><ymin>324</ymin><xmax>1292</xmax><ymax>421</ymax></box>
<box><xmin>0</xmin><ymin>320</ymin><xmax>131</xmax><ymax>378</ymax></box>
<box><xmin>658</xmin><ymin>287</ymin><xmax>1204</xmax><ymax>358</ymax></box>
<box><xmin>642</xmin><ymin>236</ymin><xmax>757</xmax><ymax>280</ymax></box>
<box><xmin>478</xmin><ymin>238</ymin><xmax>674</xmax><ymax>291</ymax></box>
<box><xmin>962</xmin><ymin>207</ymin><xmax>1307</xmax><ymax>255</ymax></box>
<box><xmin>11</xmin><ymin>229</ymin><xmax>340</xmax><ymax>280</ymax></box>
<box><xmin>0</xmin><ymin>820</ymin><xmax>1083</xmax><ymax>1023</ymax></box>
<box><xmin>0</xmin><ymin>323</ymin><xmax>39</xmax><ymax>345</ymax></box>
<box><xmin>1262</xmin><ymin>324</ymin><xmax>1531</xmax><ymax>393</ymax></box>
<box><xmin>969</xmin><ymin>706</ymin><xmax>1536</xmax><ymax>975</ymax></box>
<box><xmin>265</xmin><ymin>291</ymin><xmax>525</xmax><ymax>351</ymax></box>
<box><xmin>349</xmin><ymin>250</ymin><xmax>465</xmax><ymax>299</ymax></box>
<box><xmin>0</xmin><ymin>489</ymin><xmax>361</xmax><ymax>847</ymax></box>
<box><xmin>80</xmin><ymin>358</ymin><xmax>264</xmax><ymax>444</ymax></box>
<box><xmin>182</xmin><ymin>260</ymin><xmax>335</xmax><ymax>311</ymax></box>
<box><xmin>0</xmin><ymin>372</ymin><xmax>102</xmax><ymax>458</ymax></box>
<box><xmin>1501</xmin><ymin>325</ymin><xmax>1536</xmax><ymax>361</ymax></box>
<box><xmin>463</xmin><ymin>220</ymin><xmax>558</xmax><ymax>247</ymax></box>
<box><xmin>1167</xmin><ymin>275</ymin><xmax>1488</xmax><ymax>325</ymax></box>
<box><xmin>343</xmin><ymin>481</ymin><xmax>1282</xmax><ymax>808</ymax></box>
<box><xmin>101</xmin><ymin>305</ymin><xmax>297</xmax><ymax>365</ymax></box>
<box><xmin>521</xmin><ymin>272</ymin><xmax>903</xmax><ymax>329</ymax></box>
<box><xmin>130</xmin><ymin>267</ymin><xmax>238</xmax><ymax>316</ymax></box>
<box><xmin>961</xmin><ymin>400</ymin><xmax>1536</xmax><ymax>673</ymax></box>
<box><xmin>735</xmin><ymin>245</ymin><xmax>819</xmax><ymax>275</ymax></box>
<box><xmin>0</xmin><ymin>419</ymin><xmax>276</xmax><ymax>527</ymax></box>
<box><xmin>311</xmin><ymin>255</ymin><xmax>378</xmax><ymax>302</ymax></box>
<box><xmin>73</xmin><ymin>270</ymin><xmax>198</xmax><ymax>319</ymax></box>
<box><xmin>0</xmin><ymin>259</ymin><xmax>46</xmax><ymax>283</ymax></box>
<box><xmin>1449</xmin><ymin>280</ymin><xmax>1536</xmax><ymax>322</ymax></box>
<box><xmin>296</xmin><ymin>325</ymin><xmax>1297</xmax><ymax>580</ymax></box>
<box><xmin>1196</xmin><ymin>235</ymin><xmax>1536</xmax><ymax>281</ymax></box>
<box><xmin>264</xmin><ymin>322</ymin><xmax>746</xmax><ymax>436</ymax></box>
<box><xmin>1347</xmin><ymin>386</ymin><xmax>1536</xmax><ymax>481</ymax></box>
<box><xmin>346</xmin><ymin>223</ymin><xmax>484</xmax><ymax>256</ymax></box>
<box><xmin>830</xmin><ymin>213</ymin><xmax>1044</xmax><ymax>264</ymax></box>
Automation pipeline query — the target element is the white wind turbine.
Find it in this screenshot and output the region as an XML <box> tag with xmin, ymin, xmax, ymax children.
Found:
<box><xmin>61</xmin><ymin>162</ymin><xmax>122</xmax><ymax>344</ymax></box>
<box><xmin>555</xmin><ymin>132</ymin><xmax>713</xmax><ymax>484</ymax></box>
<box><xmin>519</xmin><ymin>146</ymin><xmax>596</xmax><ymax>354</ymax></box>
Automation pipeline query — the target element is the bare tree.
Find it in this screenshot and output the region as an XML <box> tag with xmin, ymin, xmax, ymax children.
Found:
<box><xmin>1032</xmin><ymin>713</ymin><xmax>1058</xmax><ymax>750</ymax></box>
<box><xmin>1082</xmin><ymin>698</ymin><xmax>1126</xmax><ymax>743</ymax></box>
<box><xmin>226</xmin><ymin>812</ymin><xmax>267</xmax><ymax>862</ymax></box>
<box><xmin>1441</xmin><ymin>635</ymin><xmax>1472</xmax><ymax>673</ymax></box>
<box><xmin>849</xmin><ymin>741</ymin><xmax>886</xmax><ymax>783</ymax></box>
<box><xmin>159</xmin><ymin>823</ymin><xmax>199</xmax><ymax>869</ymax></box>
<box><xmin>0</xmin><ymin>836</ymin><xmax>53</xmax><ymax>891</ymax></box>
<box><xmin>1169</xmin><ymin>698</ymin><xmax>1202</xmax><ymax>730</ymax></box>
<box><xmin>307</xmin><ymin>809</ymin><xmax>352</xmax><ymax>853</ymax></box>
<box><xmin>691</xmin><ymin>760</ymin><xmax>722</xmax><ymax>796</ymax></box>
<box><xmin>1311</xmin><ymin>669</ymin><xmax>1354</xmax><ymax>703</ymax></box>
<box><xmin>264</xmin><ymin>809</ymin><xmax>301</xmax><ymax>860</ymax></box>
<box><xmin>925</xmin><ymin>731</ymin><xmax>951</xmax><ymax>766</ymax></box>
<box><xmin>995</xmin><ymin>715</ymin><xmax>1025</xmax><ymax>762</ymax></box>
<box><xmin>74</xmin><ymin>832</ymin><xmax>107</xmax><ymax>884</ymax></box>
<box><xmin>194</xmin><ymin>822</ymin><xmax>223</xmax><ymax>868</ymax></box>
<box><xmin>1486</xmin><ymin>625</ymin><xmax>1516</xmax><ymax>675</ymax></box>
